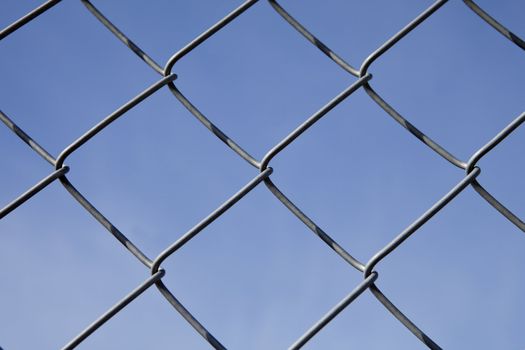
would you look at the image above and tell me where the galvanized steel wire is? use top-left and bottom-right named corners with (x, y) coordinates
top-left (1, 0), bottom-right (524, 349)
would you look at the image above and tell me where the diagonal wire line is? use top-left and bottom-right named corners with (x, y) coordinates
top-left (79, 0), bottom-right (164, 74)
top-left (463, 0), bottom-right (525, 51)
top-left (466, 112), bottom-right (525, 232)
top-left (0, 0), bottom-right (62, 40)
top-left (61, 270), bottom-right (166, 350)
top-left (0, 0), bottom-right (523, 349)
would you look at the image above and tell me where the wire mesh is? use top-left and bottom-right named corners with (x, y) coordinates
top-left (1, 0), bottom-right (524, 349)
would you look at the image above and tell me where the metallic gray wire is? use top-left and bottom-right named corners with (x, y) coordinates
top-left (264, 177), bottom-right (365, 272)
top-left (53, 74), bottom-right (177, 267)
top-left (167, 83), bottom-right (261, 168)
top-left (155, 279), bottom-right (227, 350)
top-left (463, 0), bottom-right (525, 51)
top-left (364, 168), bottom-right (480, 277)
top-left (470, 180), bottom-right (525, 232)
top-left (258, 1), bottom-right (464, 347)
top-left (260, 74), bottom-right (372, 171)
top-left (359, 0), bottom-right (449, 77)
top-left (0, 109), bottom-right (68, 218)
top-left (78, 0), bottom-right (261, 168)
top-left (267, 0), bottom-right (359, 77)
top-left (259, 75), bottom-right (372, 272)
top-left (361, 169), bottom-right (480, 349)
top-left (163, 0), bottom-right (260, 76)
top-left (0, 167), bottom-right (68, 220)
top-left (61, 270), bottom-right (165, 350)
top-left (58, 175), bottom-right (154, 268)
top-left (55, 74), bottom-right (177, 169)
top-left (150, 169), bottom-right (272, 349)
top-left (264, 0), bottom-right (468, 172)
top-left (79, 0), bottom-right (164, 75)
top-left (289, 272), bottom-right (378, 350)
top-left (466, 112), bottom-right (525, 232)
top-left (369, 284), bottom-right (442, 350)
top-left (0, 109), bottom-right (56, 166)
top-left (363, 84), bottom-right (468, 170)
top-left (77, 0), bottom-right (261, 168)
top-left (162, 0), bottom-right (262, 168)
top-left (467, 112), bottom-right (525, 173)
top-left (0, 110), bottom-right (151, 267)
top-left (0, 0), bottom-right (62, 40)
top-left (1, 0), bottom-right (524, 349)
top-left (151, 168), bottom-right (272, 274)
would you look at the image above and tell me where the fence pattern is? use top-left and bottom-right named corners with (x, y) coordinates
top-left (1, 1), bottom-right (524, 349)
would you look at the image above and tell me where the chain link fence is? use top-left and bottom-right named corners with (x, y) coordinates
top-left (1, 0), bottom-right (524, 349)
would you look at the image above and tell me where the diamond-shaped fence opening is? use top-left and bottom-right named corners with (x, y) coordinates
top-left (1, 1), bottom-right (524, 349)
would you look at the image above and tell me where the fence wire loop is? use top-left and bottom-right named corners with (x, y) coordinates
top-left (1, 0), bottom-right (524, 349)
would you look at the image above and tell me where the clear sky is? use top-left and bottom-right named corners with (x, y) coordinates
top-left (1, 1), bottom-right (524, 349)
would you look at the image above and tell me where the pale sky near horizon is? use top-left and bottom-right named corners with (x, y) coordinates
top-left (1, 1), bottom-right (524, 349)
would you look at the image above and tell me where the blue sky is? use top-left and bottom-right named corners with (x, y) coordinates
top-left (1, 0), bottom-right (524, 349)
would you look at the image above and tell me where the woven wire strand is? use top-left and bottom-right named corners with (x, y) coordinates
top-left (1, 1), bottom-right (524, 349)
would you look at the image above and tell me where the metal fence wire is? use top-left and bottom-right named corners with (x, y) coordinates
top-left (1, 0), bottom-right (524, 349)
